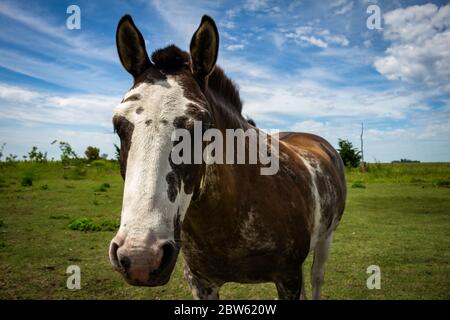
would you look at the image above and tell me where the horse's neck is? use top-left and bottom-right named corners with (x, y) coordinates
top-left (206, 89), bottom-right (249, 132)
top-left (195, 93), bottom-right (251, 205)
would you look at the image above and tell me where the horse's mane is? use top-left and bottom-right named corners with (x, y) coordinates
top-left (207, 66), bottom-right (243, 114)
top-left (151, 45), bottom-right (243, 116)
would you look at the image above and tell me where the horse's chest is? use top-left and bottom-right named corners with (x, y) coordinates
top-left (181, 213), bottom-right (305, 284)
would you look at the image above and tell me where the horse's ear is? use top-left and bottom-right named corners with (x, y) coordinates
top-left (116, 15), bottom-right (151, 78)
top-left (190, 15), bottom-right (219, 87)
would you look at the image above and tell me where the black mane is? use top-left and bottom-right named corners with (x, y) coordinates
top-left (151, 45), bottom-right (243, 115)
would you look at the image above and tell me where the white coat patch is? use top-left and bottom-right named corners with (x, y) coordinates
top-left (113, 77), bottom-right (197, 244)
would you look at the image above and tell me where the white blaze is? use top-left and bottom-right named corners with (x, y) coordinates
top-left (113, 78), bottom-right (195, 243)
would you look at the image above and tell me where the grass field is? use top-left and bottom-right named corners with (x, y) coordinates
top-left (0, 161), bottom-right (449, 299)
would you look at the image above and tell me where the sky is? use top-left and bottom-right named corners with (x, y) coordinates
top-left (0, 0), bottom-right (449, 162)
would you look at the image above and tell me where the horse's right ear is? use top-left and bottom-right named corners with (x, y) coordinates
top-left (116, 15), bottom-right (151, 78)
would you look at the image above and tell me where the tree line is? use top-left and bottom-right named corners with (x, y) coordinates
top-left (0, 141), bottom-right (120, 164)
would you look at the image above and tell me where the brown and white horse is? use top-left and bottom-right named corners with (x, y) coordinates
top-left (109, 15), bottom-right (346, 300)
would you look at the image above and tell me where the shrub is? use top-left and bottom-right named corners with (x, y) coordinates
top-left (6, 154), bottom-right (18, 163)
top-left (351, 181), bottom-right (366, 189)
top-left (28, 146), bottom-right (48, 162)
top-left (85, 146), bottom-right (100, 162)
top-left (95, 182), bottom-right (110, 192)
top-left (64, 166), bottom-right (87, 180)
top-left (68, 217), bottom-right (119, 232)
top-left (91, 160), bottom-right (106, 167)
top-left (114, 144), bottom-right (121, 161)
top-left (435, 179), bottom-right (450, 188)
top-left (49, 214), bottom-right (70, 220)
top-left (58, 141), bottom-right (78, 165)
top-left (337, 139), bottom-right (362, 168)
top-left (0, 142), bottom-right (6, 161)
top-left (21, 172), bottom-right (34, 187)
top-left (40, 184), bottom-right (49, 190)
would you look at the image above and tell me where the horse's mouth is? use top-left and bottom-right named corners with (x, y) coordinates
top-left (121, 244), bottom-right (180, 287)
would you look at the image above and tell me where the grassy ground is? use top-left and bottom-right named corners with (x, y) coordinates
top-left (0, 161), bottom-right (449, 299)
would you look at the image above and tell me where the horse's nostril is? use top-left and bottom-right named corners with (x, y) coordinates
top-left (159, 242), bottom-right (177, 272)
top-left (119, 255), bottom-right (131, 271)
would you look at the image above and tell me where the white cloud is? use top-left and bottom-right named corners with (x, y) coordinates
top-left (285, 25), bottom-right (349, 48)
top-left (334, 1), bottom-right (354, 15)
top-left (299, 35), bottom-right (328, 48)
top-left (244, 0), bottom-right (268, 11)
top-left (150, 0), bottom-right (218, 47)
top-left (374, 3), bottom-right (450, 92)
top-left (226, 44), bottom-right (245, 51)
top-left (0, 48), bottom-right (126, 94)
top-left (0, 84), bottom-right (40, 102)
top-left (0, 1), bottom-right (116, 63)
top-left (0, 125), bottom-right (118, 160)
top-left (288, 119), bottom-right (450, 162)
top-left (241, 77), bottom-right (428, 122)
top-left (0, 83), bottom-right (120, 128)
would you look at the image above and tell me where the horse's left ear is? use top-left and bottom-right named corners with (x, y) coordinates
top-left (190, 15), bottom-right (219, 88)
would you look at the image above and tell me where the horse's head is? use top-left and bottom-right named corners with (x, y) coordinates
top-left (109, 15), bottom-right (218, 286)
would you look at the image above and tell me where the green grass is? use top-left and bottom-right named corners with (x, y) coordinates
top-left (0, 161), bottom-right (449, 299)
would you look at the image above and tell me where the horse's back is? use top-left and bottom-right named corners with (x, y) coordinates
top-left (277, 131), bottom-right (347, 237)
top-left (278, 131), bottom-right (345, 183)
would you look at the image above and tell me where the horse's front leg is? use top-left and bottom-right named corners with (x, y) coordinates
top-left (275, 265), bottom-right (305, 300)
top-left (183, 263), bottom-right (219, 300)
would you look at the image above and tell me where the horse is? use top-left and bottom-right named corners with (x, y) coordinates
top-left (109, 14), bottom-right (346, 300)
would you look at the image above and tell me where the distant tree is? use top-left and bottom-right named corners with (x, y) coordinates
top-left (84, 146), bottom-right (100, 161)
top-left (0, 143), bottom-right (6, 161)
top-left (58, 141), bottom-right (78, 165)
top-left (5, 154), bottom-right (18, 163)
top-left (114, 144), bottom-right (120, 161)
top-left (28, 146), bottom-right (48, 162)
top-left (337, 139), bottom-right (362, 168)
top-left (100, 153), bottom-right (108, 160)
top-left (392, 159), bottom-right (420, 163)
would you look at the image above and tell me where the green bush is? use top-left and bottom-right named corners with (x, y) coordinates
top-left (28, 146), bottom-right (48, 163)
top-left (84, 146), bottom-right (100, 162)
top-left (337, 139), bottom-right (362, 168)
top-left (40, 184), bottom-right (49, 190)
top-left (351, 181), bottom-right (366, 189)
top-left (68, 217), bottom-right (119, 232)
top-left (435, 179), bottom-right (450, 188)
top-left (21, 172), bottom-right (34, 187)
top-left (95, 182), bottom-right (110, 192)
top-left (91, 160), bottom-right (106, 167)
top-left (49, 214), bottom-right (70, 220)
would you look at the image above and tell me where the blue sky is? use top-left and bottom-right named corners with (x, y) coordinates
top-left (0, 0), bottom-right (449, 162)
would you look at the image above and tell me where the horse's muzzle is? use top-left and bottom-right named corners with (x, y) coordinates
top-left (109, 238), bottom-right (179, 286)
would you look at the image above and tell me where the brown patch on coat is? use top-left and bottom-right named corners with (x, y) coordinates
top-left (113, 115), bottom-right (134, 179)
top-left (136, 106), bottom-right (144, 114)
